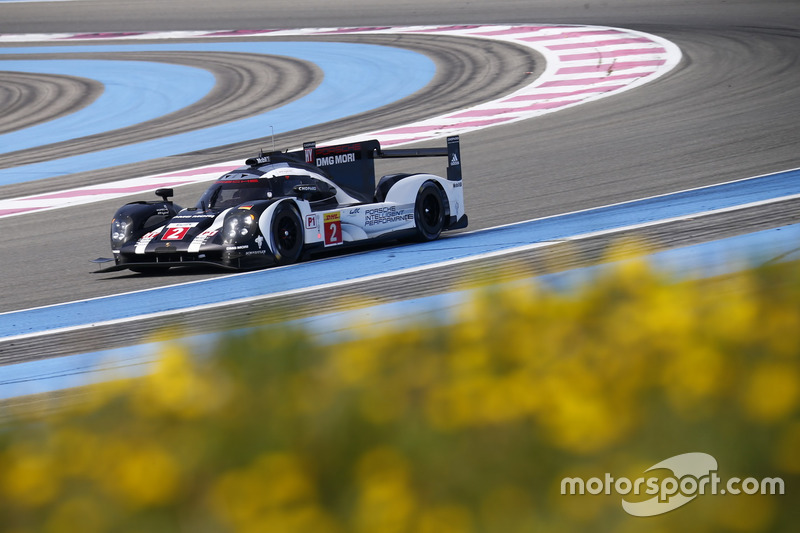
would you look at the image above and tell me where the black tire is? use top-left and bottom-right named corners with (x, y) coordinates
top-left (270, 202), bottom-right (304, 265)
top-left (414, 181), bottom-right (446, 242)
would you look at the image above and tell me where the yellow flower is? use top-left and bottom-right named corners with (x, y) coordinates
top-left (0, 447), bottom-right (59, 508)
top-left (712, 493), bottom-right (776, 532)
top-left (542, 392), bottom-right (625, 454)
top-left (354, 448), bottom-right (416, 533)
top-left (774, 421), bottom-right (800, 473)
top-left (44, 496), bottom-right (108, 533)
top-left (359, 381), bottom-right (408, 424)
top-left (212, 452), bottom-right (319, 530)
top-left (331, 339), bottom-right (379, 386)
top-left (662, 344), bottom-right (726, 414)
top-left (480, 485), bottom-right (537, 533)
top-left (416, 504), bottom-right (474, 533)
top-left (110, 441), bottom-right (181, 507)
top-left (761, 307), bottom-right (800, 358)
top-left (742, 362), bottom-right (800, 423)
top-left (52, 428), bottom-right (102, 481)
top-left (131, 344), bottom-right (223, 419)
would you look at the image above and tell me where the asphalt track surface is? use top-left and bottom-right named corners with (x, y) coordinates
top-left (1, 0), bottom-right (799, 359)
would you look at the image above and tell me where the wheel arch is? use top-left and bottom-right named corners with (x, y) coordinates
top-left (259, 198), bottom-right (305, 264)
top-left (382, 173), bottom-right (446, 204)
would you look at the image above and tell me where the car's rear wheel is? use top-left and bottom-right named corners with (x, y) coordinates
top-left (414, 181), bottom-right (446, 241)
top-left (270, 203), bottom-right (304, 265)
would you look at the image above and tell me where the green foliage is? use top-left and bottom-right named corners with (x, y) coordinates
top-left (1, 259), bottom-right (799, 532)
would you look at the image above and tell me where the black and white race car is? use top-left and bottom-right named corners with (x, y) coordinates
top-left (95, 136), bottom-right (467, 272)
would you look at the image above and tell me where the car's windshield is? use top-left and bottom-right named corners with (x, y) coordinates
top-left (198, 179), bottom-right (271, 210)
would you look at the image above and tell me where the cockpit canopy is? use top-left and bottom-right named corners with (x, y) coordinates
top-left (197, 175), bottom-right (268, 210)
top-left (197, 166), bottom-right (337, 211)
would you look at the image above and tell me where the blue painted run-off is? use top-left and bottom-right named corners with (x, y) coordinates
top-left (0, 42), bottom-right (436, 185)
top-left (2, 219), bottom-right (799, 401)
top-left (1, 167), bottom-right (798, 338)
top-left (0, 60), bottom-right (216, 153)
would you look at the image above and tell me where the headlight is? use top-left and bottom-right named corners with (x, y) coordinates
top-left (110, 217), bottom-right (132, 247)
top-left (224, 213), bottom-right (256, 242)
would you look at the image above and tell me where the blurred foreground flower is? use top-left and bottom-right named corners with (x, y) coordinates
top-left (1, 258), bottom-right (798, 532)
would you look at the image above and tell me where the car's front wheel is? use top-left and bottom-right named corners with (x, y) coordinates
top-left (270, 202), bottom-right (304, 265)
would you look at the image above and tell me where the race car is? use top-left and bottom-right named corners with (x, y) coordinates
top-left (94, 136), bottom-right (467, 273)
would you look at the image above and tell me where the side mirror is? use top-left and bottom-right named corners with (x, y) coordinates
top-left (155, 188), bottom-right (174, 202)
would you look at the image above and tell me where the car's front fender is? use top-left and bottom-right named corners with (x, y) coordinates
top-left (258, 198), bottom-right (304, 256)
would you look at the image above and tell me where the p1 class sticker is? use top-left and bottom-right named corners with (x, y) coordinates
top-left (305, 214), bottom-right (318, 230)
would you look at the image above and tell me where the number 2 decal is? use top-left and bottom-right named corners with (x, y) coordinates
top-left (323, 212), bottom-right (342, 247)
top-left (161, 223), bottom-right (197, 240)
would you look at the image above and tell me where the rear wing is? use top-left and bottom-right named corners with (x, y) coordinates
top-left (290, 136), bottom-right (461, 201)
top-left (374, 136), bottom-right (462, 182)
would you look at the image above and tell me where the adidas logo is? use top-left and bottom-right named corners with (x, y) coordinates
top-left (450, 153), bottom-right (460, 166)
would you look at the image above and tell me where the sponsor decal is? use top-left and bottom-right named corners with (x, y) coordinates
top-left (450, 153), bottom-right (460, 166)
top-left (315, 143), bottom-right (361, 156)
top-left (305, 214), bottom-right (318, 230)
top-left (140, 228), bottom-right (162, 241)
top-left (349, 208), bottom-right (361, 215)
top-left (134, 226), bottom-right (165, 254)
top-left (364, 205), bottom-right (413, 227)
top-left (303, 141), bottom-right (316, 163)
top-left (217, 178), bottom-right (259, 184)
top-left (187, 228), bottom-right (218, 253)
top-left (316, 152), bottom-right (357, 167)
top-left (249, 155), bottom-right (270, 165)
top-left (161, 222), bottom-right (198, 240)
top-left (323, 211), bottom-right (342, 246)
